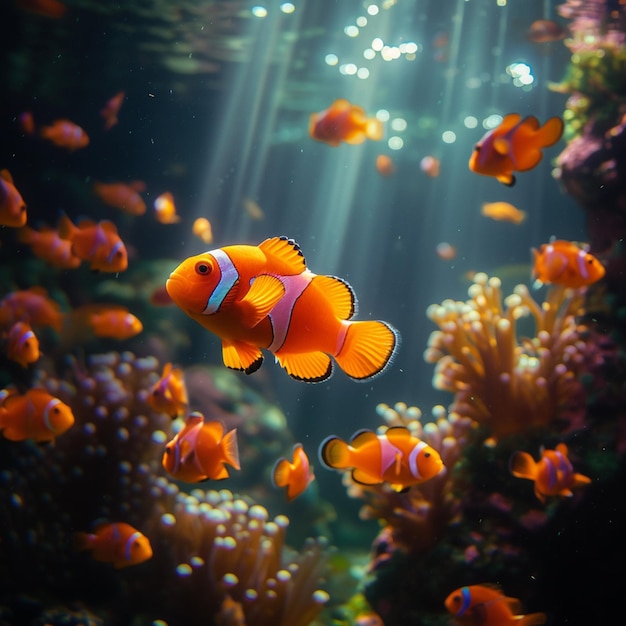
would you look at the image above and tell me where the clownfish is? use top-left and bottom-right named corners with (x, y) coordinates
top-left (86, 307), bottom-right (143, 340)
top-left (162, 412), bottom-right (240, 482)
top-left (192, 217), bottom-right (213, 244)
top-left (445, 584), bottom-right (546, 626)
top-left (166, 237), bottom-right (399, 382)
top-left (510, 443), bottom-right (591, 503)
top-left (154, 192), bottom-right (180, 224)
top-left (481, 201), bottom-right (526, 225)
top-left (100, 91), bottom-right (125, 131)
top-left (5, 320), bottom-right (40, 368)
top-left (532, 239), bottom-right (605, 288)
top-left (309, 99), bottom-right (383, 147)
top-left (18, 224), bottom-right (82, 269)
top-left (319, 426), bottom-right (444, 492)
top-left (58, 214), bottom-right (128, 273)
top-left (272, 443), bottom-right (315, 501)
top-left (0, 287), bottom-right (64, 332)
top-left (93, 181), bottom-right (147, 216)
top-left (40, 119), bottom-right (89, 150)
top-left (0, 388), bottom-right (74, 443)
top-left (0, 170), bottom-right (27, 228)
top-left (74, 522), bottom-right (153, 569)
top-left (469, 114), bottom-right (563, 186)
top-left (147, 362), bottom-right (188, 418)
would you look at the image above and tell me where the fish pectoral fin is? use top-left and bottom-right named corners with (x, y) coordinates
top-left (496, 173), bottom-right (516, 186)
top-left (493, 137), bottom-right (510, 155)
top-left (240, 274), bottom-right (285, 326)
top-left (212, 465), bottom-right (230, 480)
top-left (390, 484), bottom-right (410, 493)
top-left (351, 468), bottom-right (381, 486)
top-left (311, 275), bottom-right (356, 319)
top-left (222, 341), bottom-right (263, 374)
top-left (275, 351), bottom-right (333, 382)
top-left (258, 236), bottom-right (307, 272)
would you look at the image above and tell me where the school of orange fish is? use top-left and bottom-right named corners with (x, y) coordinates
top-left (0, 12), bottom-right (604, 622)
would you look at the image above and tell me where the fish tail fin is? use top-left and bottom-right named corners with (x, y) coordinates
top-left (58, 213), bottom-right (76, 240)
top-left (73, 532), bottom-right (94, 552)
top-left (220, 428), bottom-right (240, 470)
top-left (517, 612), bottom-right (547, 626)
top-left (538, 116), bottom-right (564, 147)
top-left (319, 436), bottom-right (352, 469)
top-left (509, 451), bottom-right (538, 481)
top-left (366, 117), bottom-right (384, 141)
top-left (335, 320), bottom-right (399, 380)
top-left (573, 472), bottom-right (592, 487)
top-left (272, 458), bottom-right (292, 489)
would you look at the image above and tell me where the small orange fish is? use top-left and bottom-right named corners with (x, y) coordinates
top-left (147, 362), bottom-right (188, 418)
top-left (527, 19), bottom-right (566, 43)
top-left (481, 201), bottom-right (526, 225)
top-left (18, 224), bottom-right (81, 268)
top-left (74, 522), bottom-right (152, 569)
top-left (469, 114), bottom-right (563, 186)
top-left (375, 154), bottom-right (395, 177)
top-left (0, 287), bottom-right (64, 331)
top-left (58, 214), bottom-right (128, 273)
top-left (86, 307), bottom-right (143, 340)
top-left (40, 119), bottom-right (89, 150)
top-left (532, 239), bottom-right (605, 288)
top-left (0, 170), bottom-right (27, 228)
top-left (16, 0), bottom-right (67, 18)
top-left (165, 237), bottom-right (399, 382)
top-left (93, 181), bottom-right (146, 216)
top-left (272, 443), bottom-right (315, 501)
top-left (162, 412), bottom-right (240, 483)
top-left (192, 217), bottom-right (213, 244)
top-left (420, 155), bottom-right (440, 178)
top-left (5, 320), bottom-right (40, 368)
top-left (319, 426), bottom-right (444, 492)
top-left (436, 242), bottom-right (456, 260)
top-left (100, 91), bottom-right (125, 131)
top-left (445, 585), bottom-right (546, 626)
top-left (154, 192), bottom-right (180, 224)
top-left (0, 388), bottom-right (74, 442)
top-left (309, 99), bottom-right (383, 146)
top-left (510, 443), bottom-right (591, 503)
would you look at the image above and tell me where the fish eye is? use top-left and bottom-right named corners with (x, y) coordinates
top-left (52, 407), bottom-right (60, 414)
top-left (474, 144), bottom-right (480, 151)
top-left (587, 258), bottom-right (594, 264)
top-left (164, 447), bottom-right (171, 455)
top-left (424, 452), bottom-right (431, 458)
top-left (152, 389), bottom-right (160, 396)
top-left (195, 261), bottom-right (211, 275)
top-left (23, 341), bottom-right (30, 348)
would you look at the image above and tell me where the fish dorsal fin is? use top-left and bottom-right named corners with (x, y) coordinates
top-left (258, 237), bottom-right (307, 273)
top-left (522, 115), bottom-right (540, 131)
top-left (384, 426), bottom-right (412, 446)
top-left (221, 340), bottom-right (263, 374)
top-left (161, 362), bottom-right (173, 378)
top-left (201, 420), bottom-right (225, 444)
top-left (240, 274), bottom-right (285, 326)
top-left (0, 169), bottom-right (14, 183)
top-left (349, 429), bottom-right (379, 449)
top-left (99, 220), bottom-right (119, 234)
top-left (275, 351), bottom-right (333, 382)
top-left (498, 113), bottom-right (523, 134)
top-left (311, 275), bottom-right (356, 320)
top-left (493, 138), bottom-right (510, 155)
top-left (539, 116), bottom-right (564, 147)
top-left (509, 450), bottom-right (538, 480)
top-left (555, 442), bottom-right (569, 456)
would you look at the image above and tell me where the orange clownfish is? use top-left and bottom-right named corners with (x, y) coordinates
top-left (469, 114), bottom-right (563, 186)
top-left (0, 287), bottom-right (64, 332)
top-left (147, 362), bottom-right (188, 418)
top-left (532, 239), bottom-right (605, 288)
top-left (309, 99), bottom-right (383, 147)
top-left (40, 119), bottom-right (89, 150)
top-left (154, 192), bottom-right (181, 224)
top-left (192, 217), bottom-right (213, 244)
top-left (445, 584), bottom-right (546, 626)
top-left (272, 443), bottom-right (315, 501)
top-left (0, 388), bottom-right (74, 442)
top-left (74, 522), bottom-right (152, 569)
top-left (58, 214), bottom-right (128, 273)
top-left (481, 201), bottom-right (526, 225)
top-left (100, 91), bottom-right (125, 131)
top-left (5, 320), bottom-right (40, 368)
top-left (319, 426), bottom-right (444, 492)
top-left (510, 443), bottom-right (591, 503)
top-left (162, 412), bottom-right (240, 483)
top-left (93, 181), bottom-right (147, 216)
top-left (165, 237), bottom-right (399, 382)
top-left (86, 307), bottom-right (143, 340)
top-left (0, 170), bottom-right (27, 228)
top-left (18, 224), bottom-right (82, 269)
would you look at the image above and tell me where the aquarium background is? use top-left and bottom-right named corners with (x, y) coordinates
top-left (1, 0), bottom-right (625, 625)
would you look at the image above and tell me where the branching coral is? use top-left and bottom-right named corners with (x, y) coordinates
top-left (424, 273), bottom-right (589, 441)
top-left (0, 351), bottom-right (329, 626)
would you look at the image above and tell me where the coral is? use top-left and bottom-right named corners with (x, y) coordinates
top-left (0, 351), bottom-right (329, 626)
top-left (424, 273), bottom-right (589, 441)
